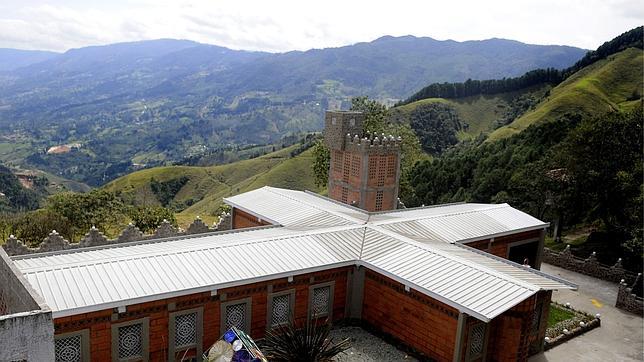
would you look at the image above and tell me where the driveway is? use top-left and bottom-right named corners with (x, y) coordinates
top-left (529, 264), bottom-right (643, 362)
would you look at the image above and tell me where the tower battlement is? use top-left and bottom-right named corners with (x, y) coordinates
top-left (343, 133), bottom-right (402, 154)
top-left (324, 110), bottom-right (402, 211)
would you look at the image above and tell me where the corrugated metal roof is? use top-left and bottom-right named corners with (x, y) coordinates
top-left (224, 188), bottom-right (547, 244)
top-left (428, 240), bottom-right (577, 291)
top-left (224, 187), bottom-right (368, 228)
top-left (14, 225), bottom-right (364, 317)
top-left (12, 187), bottom-right (572, 322)
top-left (361, 227), bottom-right (540, 321)
top-left (374, 204), bottom-right (547, 244)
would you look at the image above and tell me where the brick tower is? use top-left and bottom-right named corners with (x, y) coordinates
top-left (324, 110), bottom-right (401, 211)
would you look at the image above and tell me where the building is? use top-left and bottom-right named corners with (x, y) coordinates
top-left (324, 111), bottom-right (401, 211)
top-left (0, 111), bottom-right (576, 361)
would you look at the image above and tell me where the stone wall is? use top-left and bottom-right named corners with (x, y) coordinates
top-left (0, 310), bottom-right (54, 361)
top-left (542, 246), bottom-right (638, 284)
top-left (0, 248), bottom-right (42, 315)
top-left (616, 276), bottom-right (644, 315)
top-left (0, 247), bottom-right (54, 360)
top-left (2, 212), bottom-right (233, 257)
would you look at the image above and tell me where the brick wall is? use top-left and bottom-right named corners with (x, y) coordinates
top-left (486, 293), bottom-right (542, 362)
top-left (232, 208), bottom-right (272, 229)
top-left (467, 230), bottom-right (541, 259)
top-left (361, 270), bottom-right (460, 361)
top-left (53, 267), bottom-right (350, 360)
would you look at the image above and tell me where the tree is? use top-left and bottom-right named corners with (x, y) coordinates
top-left (311, 140), bottom-right (330, 189)
top-left (350, 96), bottom-right (387, 133)
top-left (46, 190), bottom-right (127, 240)
top-left (129, 206), bottom-right (177, 233)
top-left (409, 103), bottom-right (462, 155)
top-left (559, 106), bottom-right (643, 233)
top-left (6, 209), bottom-right (73, 247)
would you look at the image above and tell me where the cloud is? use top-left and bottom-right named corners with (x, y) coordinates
top-left (0, 0), bottom-right (641, 53)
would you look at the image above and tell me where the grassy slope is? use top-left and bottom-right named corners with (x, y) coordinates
top-left (103, 145), bottom-right (322, 227)
top-left (393, 85), bottom-right (550, 140)
top-left (489, 48), bottom-right (644, 140)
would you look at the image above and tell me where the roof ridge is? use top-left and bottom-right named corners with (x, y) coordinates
top-left (265, 188), bottom-right (366, 224)
top-left (453, 242), bottom-right (578, 289)
top-left (371, 203), bottom-right (510, 226)
top-left (18, 224), bottom-right (366, 274)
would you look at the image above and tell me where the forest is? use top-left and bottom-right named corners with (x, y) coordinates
top-left (400, 26), bottom-right (643, 105)
top-left (408, 106), bottom-right (643, 271)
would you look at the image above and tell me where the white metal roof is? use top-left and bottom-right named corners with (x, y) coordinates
top-left (223, 188), bottom-right (547, 244)
top-left (11, 187), bottom-right (571, 321)
top-left (361, 227), bottom-right (539, 320)
top-left (374, 204), bottom-right (548, 244)
top-left (224, 187), bottom-right (368, 228)
top-left (13, 228), bottom-right (574, 322)
top-left (13, 225), bottom-right (364, 318)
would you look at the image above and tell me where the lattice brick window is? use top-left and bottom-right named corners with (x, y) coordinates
top-left (350, 155), bottom-right (361, 177)
top-left (175, 312), bottom-right (197, 348)
top-left (341, 187), bottom-right (348, 203)
top-left (531, 302), bottom-right (543, 333)
top-left (270, 292), bottom-right (292, 327)
top-left (387, 155), bottom-right (396, 177)
top-left (343, 155), bottom-right (351, 182)
top-left (375, 191), bottom-right (384, 211)
top-left (377, 159), bottom-right (386, 187)
top-left (118, 323), bottom-right (143, 360)
top-left (311, 286), bottom-right (331, 318)
top-left (368, 156), bottom-right (377, 179)
top-left (226, 302), bottom-right (247, 331)
top-left (467, 323), bottom-right (486, 360)
top-left (333, 151), bottom-right (343, 171)
top-left (55, 334), bottom-right (82, 362)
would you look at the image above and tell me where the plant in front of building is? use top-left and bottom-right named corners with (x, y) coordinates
top-left (261, 319), bottom-right (350, 362)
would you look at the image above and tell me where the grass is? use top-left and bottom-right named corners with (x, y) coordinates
top-left (489, 47), bottom-right (644, 141)
top-left (393, 85), bottom-right (550, 140)
top-left (548, 304), bottom-right (576, 328)
top-left (103, 144), bottom-right (322, 228)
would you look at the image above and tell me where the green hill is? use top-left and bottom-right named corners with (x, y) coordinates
top-left (489, 47), bottom-right (643, 140)
top-left (103, 144), bottom-right (321, 226)
top-left (391, 85), bottom-right (550, 140)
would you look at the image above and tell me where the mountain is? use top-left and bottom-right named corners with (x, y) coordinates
top-left (401, 29), bottom-right (643, 271)
top-left (103, 144), bottom-right (322, 225)
top-left (0, 36), bottom-right (586, 185)
top-left (0, 48), bottom-right (58, 71)
top-left (489, 47), bottom-right (643, 139)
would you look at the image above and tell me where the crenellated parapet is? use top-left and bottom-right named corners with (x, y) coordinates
top-left (2, 210), bottom-right (234, 256)
top-left (343, 132), bottom-right (402, 155)
top-left (79, 226), bottom-right (109, 247)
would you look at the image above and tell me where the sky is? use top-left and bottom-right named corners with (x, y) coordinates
top-left (0, 0), bottom-right (642, 53)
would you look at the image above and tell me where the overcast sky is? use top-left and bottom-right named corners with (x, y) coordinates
top-left (0, 0), bottom-right (642, 53)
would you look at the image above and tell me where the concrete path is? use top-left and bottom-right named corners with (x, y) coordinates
top-left (529, 264), bottom-right (643, 362)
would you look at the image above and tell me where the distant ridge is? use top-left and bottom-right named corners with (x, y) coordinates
top-left (0, 34), bottom-right (586, 185)
top-left (0, 48), bottom-right (59, 71)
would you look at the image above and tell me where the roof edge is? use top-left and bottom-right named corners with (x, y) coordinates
top-left (222, 197), bottom-right (282, 226)
top-left (454, 243), bottom-right (578, 290)
top-left (51, 260), bottom-right (358, 318)
top-left (458, 224), bottom-right (550, 245)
